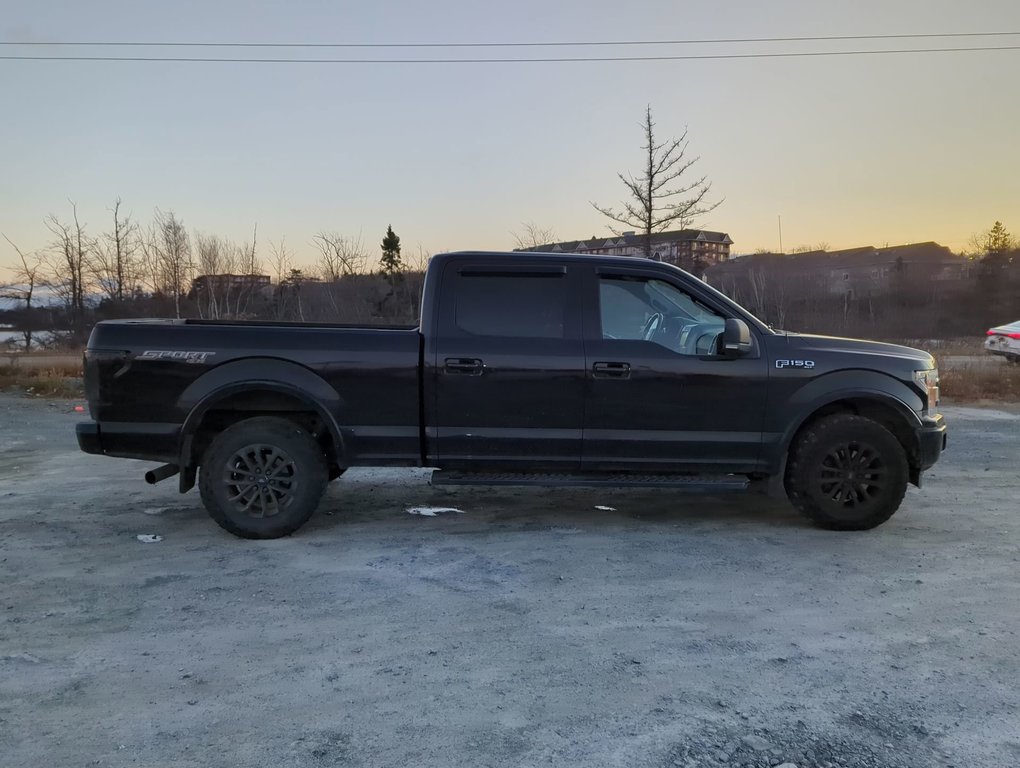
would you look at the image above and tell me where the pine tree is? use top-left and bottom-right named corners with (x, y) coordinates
top-left (975, 221), bottom-right (1017, 323)
top-left (984, 221), bottom-right (1014, 255)
top-left (380, 225), bottom-right (403, 278)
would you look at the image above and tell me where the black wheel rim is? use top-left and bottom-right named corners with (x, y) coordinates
top-left (223, 443), bottom-right (298, 519)
top-left (815, 440), bottom-right (886, 508)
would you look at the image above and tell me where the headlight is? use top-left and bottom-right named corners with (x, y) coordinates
top-left (913, 368), bottom-right (940, 411)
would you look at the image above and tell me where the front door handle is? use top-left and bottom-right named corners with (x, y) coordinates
top-left (592, 361), bottom-right (631, 379)
top-left (444, 357), bottom-right (485, 375)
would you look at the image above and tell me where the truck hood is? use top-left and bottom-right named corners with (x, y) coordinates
top-left (784, 332), bottom-right (936, 368)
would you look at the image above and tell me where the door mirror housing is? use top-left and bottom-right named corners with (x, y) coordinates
top-left (721, 318), bottom-right (753, 357)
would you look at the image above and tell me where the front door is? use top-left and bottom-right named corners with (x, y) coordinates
top-left (582, 269), bottom-right (768, 471)
top-left (430, 261), bottom-right (585, 468)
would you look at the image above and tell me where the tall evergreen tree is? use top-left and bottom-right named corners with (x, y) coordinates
top-left (380, 225), bottom-right (402, 278)
top-left (984, 221), bottom-right (1014, 256)
top-left (975, 221), bottom-right (1017, 323)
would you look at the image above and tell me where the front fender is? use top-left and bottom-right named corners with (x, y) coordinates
top-left (766, 369), bottom-right (923, 473)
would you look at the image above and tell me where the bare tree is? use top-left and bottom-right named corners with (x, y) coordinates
top-left (227, 224), bottom-right (264, 319)
top-left (195, 233), bottom-right (232, 278)
top-left (310, 231), bottom-right (366, 318)
top-left (191, 225), bottom-right (264, 320)
top-left (511, 222), bottom-right (557, 251)
top-left (592, 105), bottom-right (719, 261)
top-left (312, 231), bottom-right (367, 280)
top-left (746, 267), bottom-right (789, 329)
top-left (268, 239), bottom-right (292, 285)
top-left (406, 244), bottom-right (432, 273)
top-left (747, 268), bottom-right (767, 321)
top-left (388, 243), bottom-right (430, 322)
top-left (790, 242), bottom-right (830, 254)
top-left (91, 198), bottom-right (140, 302)
top-left (193, 233), bottom-right (235, 319)
top-left (268, 239), bottom-right (299, 320)
top-left (1, 236), bottom-right (44, 350)
top-left (44, 201), bottom-right (94, 342)
top-left (145, 209), bottom-right (193, 318)
top-left (139, 232), bottom-right (161, 298)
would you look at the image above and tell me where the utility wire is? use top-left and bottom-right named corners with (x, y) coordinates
top-left (1, 46), bottom-right (1018, 64)
top-left (1, 31), bottom-right (1018, 48)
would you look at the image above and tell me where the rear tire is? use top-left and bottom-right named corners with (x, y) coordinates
top-left (785, 414), bottom-right (908, 531)
top-left (199, 416), bottom-right (328, 539)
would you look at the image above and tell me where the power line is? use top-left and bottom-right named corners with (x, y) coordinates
top-left (1, 46), bottom-right (1018, 64)
top-left (0, 31), bottom-right (1018, 48)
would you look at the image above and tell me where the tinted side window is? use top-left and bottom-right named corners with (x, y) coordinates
top-left (456, 275), bottom-right (566, 338)
top-left (598, 276), bottom-right (724, 355)
top-left (599, 280), bottom-right (651, 339)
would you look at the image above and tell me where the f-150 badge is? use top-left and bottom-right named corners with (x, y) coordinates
top-left (775, 359), bottom-right (815, 369)
top-left (139, 350), bottom-right (216, 364)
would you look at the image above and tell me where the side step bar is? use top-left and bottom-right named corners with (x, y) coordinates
top-left (430, 470), bottom-right (749, 492)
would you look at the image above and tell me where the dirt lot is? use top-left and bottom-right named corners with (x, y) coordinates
top-left (1, 396), bottom-right (1018, 768)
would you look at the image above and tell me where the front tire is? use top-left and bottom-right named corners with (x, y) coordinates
top-left (199, 416), bottom-right (328, 539)
top-left (785, 414), bottom-right (908, 531)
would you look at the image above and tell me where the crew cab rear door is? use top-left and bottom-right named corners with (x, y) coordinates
top-left (427, 261), bottom-right (585, 468)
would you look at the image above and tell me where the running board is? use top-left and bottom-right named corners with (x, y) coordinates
top-left (429, 470), bottom-right (749, 492)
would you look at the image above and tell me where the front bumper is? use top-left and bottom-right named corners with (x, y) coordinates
top-left (915, 413), bottom-right (947, 471)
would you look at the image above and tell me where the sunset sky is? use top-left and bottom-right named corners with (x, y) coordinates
top-left (2, 0), bottom-right (1019, 273)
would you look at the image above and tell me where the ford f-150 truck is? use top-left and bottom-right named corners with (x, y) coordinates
top-left (77, 251), bottom-right (946, 538)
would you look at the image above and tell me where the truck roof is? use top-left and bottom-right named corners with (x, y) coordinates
top-left (435, 250), bottom-right (695, 273)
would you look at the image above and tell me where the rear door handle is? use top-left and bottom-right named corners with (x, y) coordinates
top-left (592, 361), bottom-right (631, 379)
top-left (444, 357), bottom-right (485, 375)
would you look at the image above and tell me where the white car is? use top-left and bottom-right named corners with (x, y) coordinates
top-left (985, 320), bottom-right (1020, 363)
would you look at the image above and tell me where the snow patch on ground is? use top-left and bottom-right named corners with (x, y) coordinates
top-left (407, 506), bottom-right (464, 517)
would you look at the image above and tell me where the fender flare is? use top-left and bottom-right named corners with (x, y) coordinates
top-left (176, 357), bottom-right (347, 467)
top-left (781, 389), bottom-right (922, 452)
top-left (766, 371), bottom-right (924, 484)
top-left (765, 391), bottom-right (923, 498)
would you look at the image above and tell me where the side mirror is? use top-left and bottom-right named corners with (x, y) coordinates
top-left (721, 318), bottom-right (753, 357)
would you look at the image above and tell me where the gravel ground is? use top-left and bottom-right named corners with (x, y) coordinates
top-left (1, 395), bottom-right (1018, 768)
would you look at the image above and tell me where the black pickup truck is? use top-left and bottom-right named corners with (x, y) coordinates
top-left (77, 251), bottom-right (946, 538)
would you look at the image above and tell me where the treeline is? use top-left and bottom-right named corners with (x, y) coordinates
top-left (711, 246), bottom-right (1020, 340)
top-left (4, 202), bottom-right (1018, 350)
top-left (1, 200), bottom-right (428, 350)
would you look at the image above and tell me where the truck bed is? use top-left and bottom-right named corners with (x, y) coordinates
top-left (85, 319), bottom-right (423, 465)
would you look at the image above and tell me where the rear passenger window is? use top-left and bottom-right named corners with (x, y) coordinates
top-left (456, 274), bottom-right (566, 338)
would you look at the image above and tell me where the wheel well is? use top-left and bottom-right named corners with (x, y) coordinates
top-left (187, 389), bottom-right (342, 472)
top-left (789, 397), bottom-right (919, 467)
